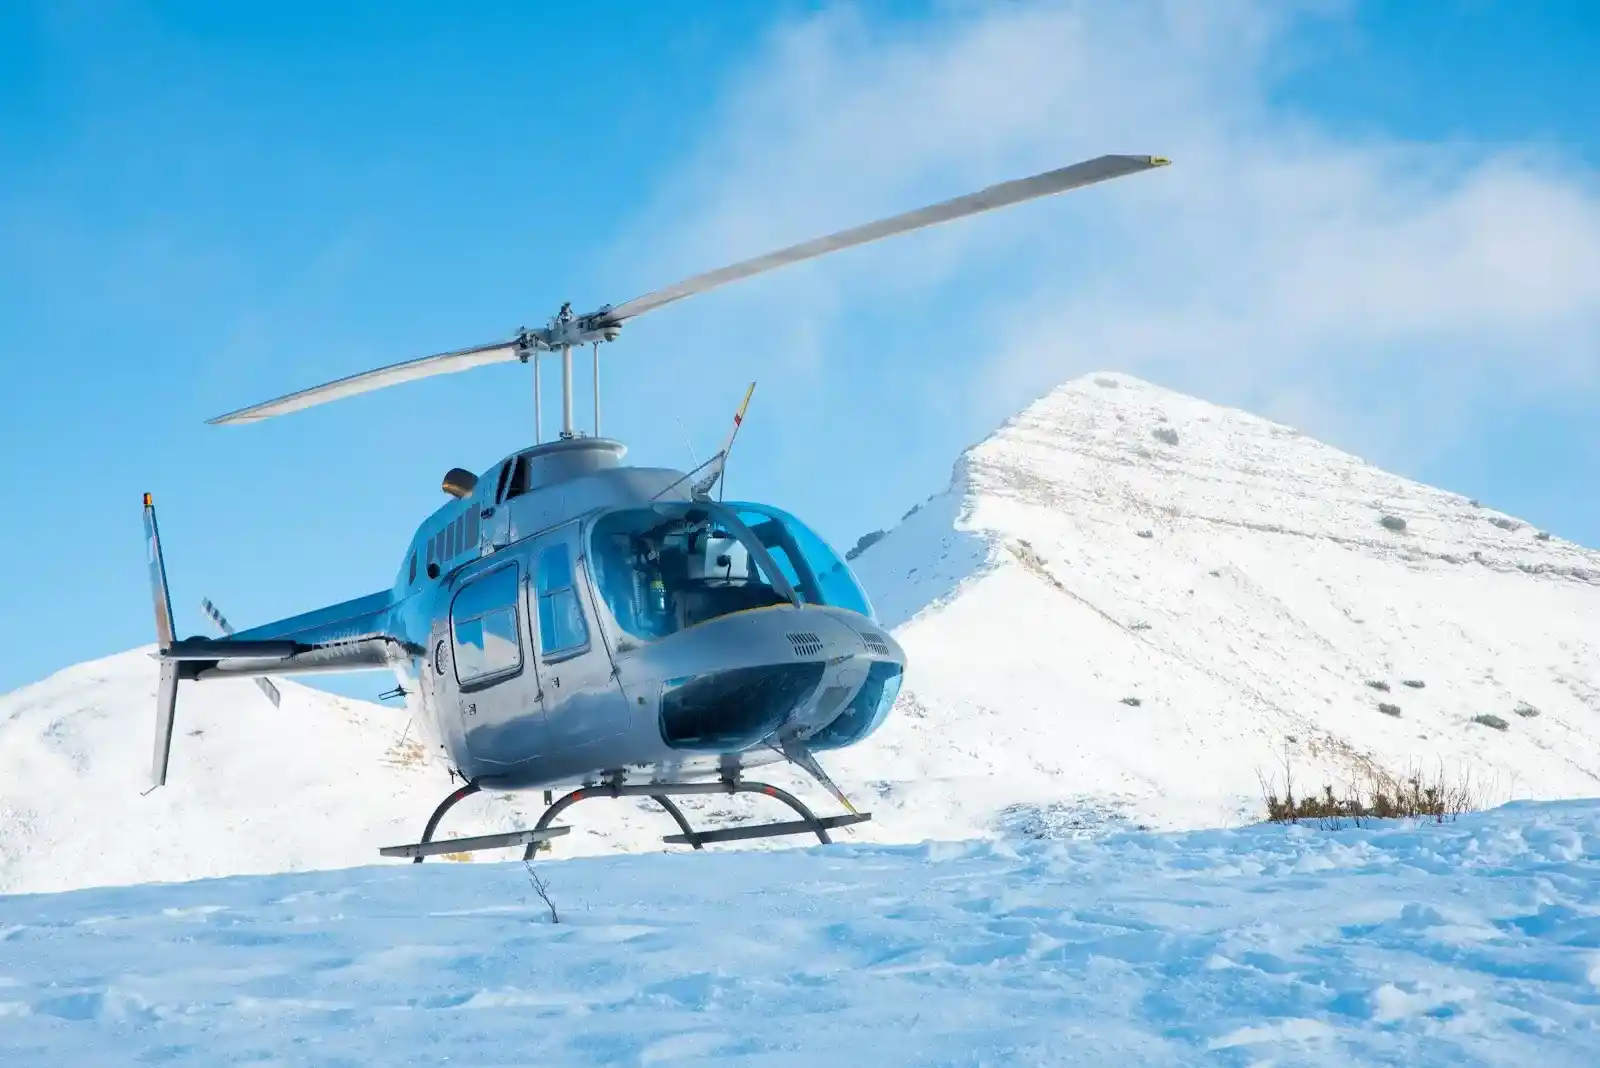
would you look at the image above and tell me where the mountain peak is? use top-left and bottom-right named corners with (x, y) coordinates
top-left (840, 370), bottom-right (1600, 830)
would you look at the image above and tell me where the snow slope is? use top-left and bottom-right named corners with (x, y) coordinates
top-left (3, 801), bottom-right (1598, 1066)
top-left (0, 651), bottom-right (444, 895)
top-left (4, 372), bottom-right (1599, 894)
top-left (842, 371), bottom-right (1600, 832)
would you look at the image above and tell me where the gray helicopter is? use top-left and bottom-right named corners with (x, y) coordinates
top-left (141, 153), bottom-right (1170, 861)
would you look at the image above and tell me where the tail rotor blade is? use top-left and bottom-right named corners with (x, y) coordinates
top-left (201, 597), bottom-right (283, 708)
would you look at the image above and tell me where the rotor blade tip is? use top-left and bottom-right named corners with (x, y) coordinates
top-left (1150, 156), bottom-right (1172, 166)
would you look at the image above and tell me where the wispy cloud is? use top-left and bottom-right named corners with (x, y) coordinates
top-left (621, 0), bottom-right (1600, 474)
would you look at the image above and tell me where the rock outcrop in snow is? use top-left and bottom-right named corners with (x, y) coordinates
top-left (4, 372), bottom-right (1598, 894)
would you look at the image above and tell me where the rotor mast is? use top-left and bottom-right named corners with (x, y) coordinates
top-left (525, 302), bottom-right (608, 442)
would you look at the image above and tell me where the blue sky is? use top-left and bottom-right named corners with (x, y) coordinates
top-left (2, 0), bottom-right (1597, 699)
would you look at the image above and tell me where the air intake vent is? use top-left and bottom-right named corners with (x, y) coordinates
top-left (860, 632), bottom-right (890, 657)
top-left (786, 631), bottom-right (824, 658)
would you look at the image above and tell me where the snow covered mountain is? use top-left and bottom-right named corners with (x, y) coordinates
top-left (4, 372), bottom-right (1598, 895)
top-left (840, 371), bottom-right (1600, 832)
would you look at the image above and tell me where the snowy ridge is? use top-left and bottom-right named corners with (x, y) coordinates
top-left (4, 371), bottom-right (1600, 894)
top-left (2, 801), bottom-right (1598, 1065)
top-left (841, 372), bottom-right (1600, 832)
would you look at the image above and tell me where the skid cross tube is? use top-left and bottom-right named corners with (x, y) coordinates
top-left (522, 779), bottom-right (866, 860)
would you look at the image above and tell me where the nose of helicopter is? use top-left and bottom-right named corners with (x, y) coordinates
top-left (646, 607), bottom-right (904, 754)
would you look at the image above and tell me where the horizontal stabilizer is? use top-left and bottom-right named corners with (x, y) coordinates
top-left (164, 638), bottom-right (298, 661)
top-left (190, 637), bottom-right (405, 679)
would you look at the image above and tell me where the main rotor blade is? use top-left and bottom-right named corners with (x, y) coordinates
top-left (207, 340), bottom-right (520, 425)
top-left (602, 154), bottom-right (1169, 324)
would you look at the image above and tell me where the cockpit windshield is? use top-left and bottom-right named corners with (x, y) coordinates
top-left (588, 500), bottom-right (873, 644)
top-left (725, 502), bottom-right (873, 618)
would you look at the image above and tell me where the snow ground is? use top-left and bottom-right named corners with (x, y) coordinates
top-left (3, 800), bottom-right (1598, 1066)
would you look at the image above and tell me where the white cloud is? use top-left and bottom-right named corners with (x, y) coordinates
top-left (619, 0), bottom-right (1600, 479)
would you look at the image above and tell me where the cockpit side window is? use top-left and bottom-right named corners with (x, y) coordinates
top-left (589, 504), bottom-right (793, 643)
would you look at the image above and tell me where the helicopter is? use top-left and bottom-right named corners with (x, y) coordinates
top-left (140, 153), bottom-right (1170, 862)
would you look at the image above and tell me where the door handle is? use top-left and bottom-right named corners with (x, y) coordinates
top-left (480, 507), bottom-right (495, 519)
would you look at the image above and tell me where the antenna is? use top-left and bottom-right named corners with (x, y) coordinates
top-left (690, 382), bottom-right (755, 500)
top-left (675, 413), bottom-right (701, 468)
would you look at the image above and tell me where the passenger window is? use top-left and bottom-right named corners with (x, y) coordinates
top-left (535, 543), bottom-right (589, 656)
top-left (409, 552), bottom-right (417, 585)
top-left (451, 563), bottom-right (523, 686)
top-left (465, 507), bottom-right (480, 550)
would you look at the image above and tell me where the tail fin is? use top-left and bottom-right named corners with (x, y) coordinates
top-left (143, 493), bottom-right (175, 649)
top-left (143, 493), bottom-right (181, 791)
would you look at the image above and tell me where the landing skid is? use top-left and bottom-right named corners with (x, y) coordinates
top-left (378, 825), bottom-right (570, 860)
top-left (380, 777), bottom-right (870, 863)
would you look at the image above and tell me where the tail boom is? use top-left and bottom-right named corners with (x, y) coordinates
top-left (138, 493), bottom-right (409, 791)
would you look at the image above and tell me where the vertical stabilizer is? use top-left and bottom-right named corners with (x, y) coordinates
top-left (143, 493), bottom-right (176, 649)
top-left (142, 493), bottom-right (180, 791)
top-left (151, 661), bottom-right (180, 790)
